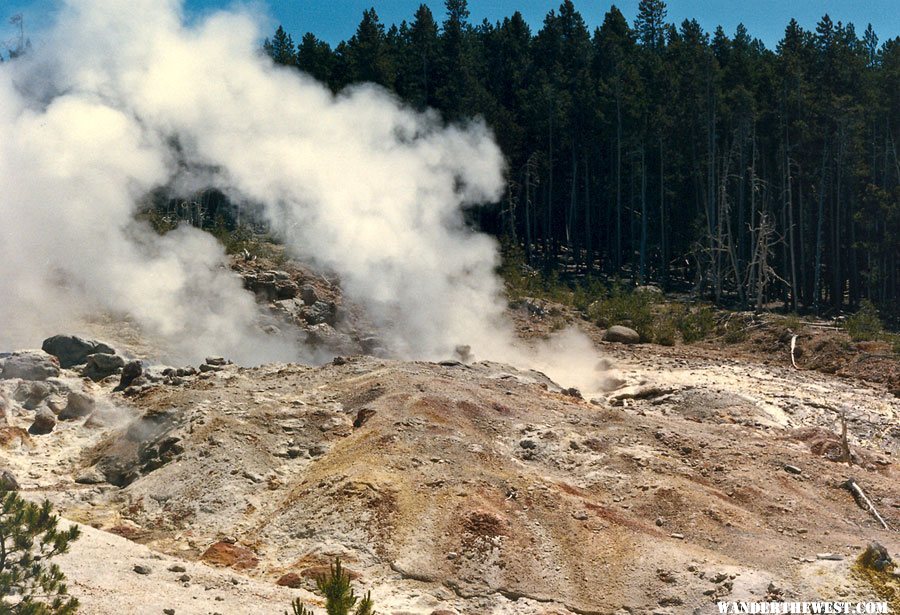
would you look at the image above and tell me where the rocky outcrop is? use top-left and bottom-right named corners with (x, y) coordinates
top-left (41, 335), bottom-right (116, 368)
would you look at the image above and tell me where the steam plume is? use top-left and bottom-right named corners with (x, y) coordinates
top-left (0, 1), bottom-right (604, 391)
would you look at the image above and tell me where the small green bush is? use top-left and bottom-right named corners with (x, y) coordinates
top-left (720, 315), bottom-right (751, 344)
top-left (675, 306), bottom-right (717, 343)
top-left (286, 559), bottom-right (375, 615)
top-left (0, 491), bottom-right (81, 614)
top-left (587, 286), bottom-right (657, 342)
top-left (651, 314), bottom-right (678, 346)
top-left (844, 300), bottom-right (885, 342)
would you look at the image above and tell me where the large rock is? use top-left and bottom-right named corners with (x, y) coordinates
top-left (41, 335), bottom-right (116, 368)
top-left (603, 325), bottom-right (641, 344)
top-left (29, 406), bottom-right (56, 435)
top-left (0, 351), bottom-right (60, 381)
top-left (59, 391), bottom-right (95, 420)
top-left (82, 353), bottom-right (125, 381)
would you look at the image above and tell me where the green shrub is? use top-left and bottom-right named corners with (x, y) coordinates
top-left (721, 315), bottom-right (751, 344)
top-left (844, 300), bottom-right (884, 342)
top-left (286, 559), bottom-right (375, 615)
top-left (676, 306), bottom-right (717, 343)
top-left (0, 491), bottom-right (81, 614)
top-left (587, 286), bottom-right (657, 342)
top-left (651, 314), bottom-right (678, 346)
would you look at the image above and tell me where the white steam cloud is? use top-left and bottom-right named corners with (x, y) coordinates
top-left (0, 0), bottom-right (605, 391)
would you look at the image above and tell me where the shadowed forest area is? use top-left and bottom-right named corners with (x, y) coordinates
top-left (263, 0), bottom-right (900, 319)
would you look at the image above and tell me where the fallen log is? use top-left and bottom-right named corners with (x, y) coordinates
top-left (842, 478), bottom-right (891, 531)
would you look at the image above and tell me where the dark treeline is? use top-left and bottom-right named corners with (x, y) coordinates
top-left (264, 0), bottom-right (900, 316)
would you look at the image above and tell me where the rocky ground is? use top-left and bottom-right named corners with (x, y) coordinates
top-left (1, 276), bottom-right (899, 614)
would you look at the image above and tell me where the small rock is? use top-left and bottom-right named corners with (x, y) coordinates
top-left (133, 564), bottom-right (152, 575)
top-left (167, 565), bottom-right (186, 573)
top-left (655, 517), bottom-right (664, 527)
top-left (783, 464), bottom-right (802, 475)
top-left (178, 574), bottom-right (190, 583)
top-left (519, 439), bottom-right (537, 450)
top-left (74, 467), bottom-right (106, 485)
top-left (163, 610), bottom-right (175, 615)
top-left (670, 533), bottom-right (685, 540)
top-left (205, 357), bottom-right (227, 366)
top-left (572, 510), bottom-right (589, 521)
top-left (816, 553), bottom-right (843, 561)
top-left (59, 391), bottom-right (95, 420)
top-left (353, 407), bottom-right (376, 429)
top-left (300, 284), bottom-right (319, 305)
top-left (242, 471), bottom-right (263, 483)
top-left (14, 381), bottom-right (54, 410)
top-left (0, 469), bottom-right (19, 491)
top-left (115, 361), bottom-right (143, 392)
top-left (28, 406), bottom-right (56, 435)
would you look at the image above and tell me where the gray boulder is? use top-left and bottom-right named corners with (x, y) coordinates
top-left (59, 391), bottom-right (95, 420)
top-left (603, 325), bottom-right (641, 344)
top-left (14, 381), bottom-right (54, 410)
top-left (82, 353), bottom-right (125, 381)
top-left (41, 335), bottom-right (116, 368)
top-left (0, 351), bottom-right (60, 381)
top-left (29, 406), bottom-right (56, 435)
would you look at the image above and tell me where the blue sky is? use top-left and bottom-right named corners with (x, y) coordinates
top-left (3, 1), bottom-right (899, 52)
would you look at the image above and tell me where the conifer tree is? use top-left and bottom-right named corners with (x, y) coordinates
top-left (0, 491), bottom-right (81, 614)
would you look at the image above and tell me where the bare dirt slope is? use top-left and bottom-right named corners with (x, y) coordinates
top-left (3, 333), bottom-right (898, 614)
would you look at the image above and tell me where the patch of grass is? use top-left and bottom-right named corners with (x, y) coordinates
top-left (844, 300), bottom-right (885, 342)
